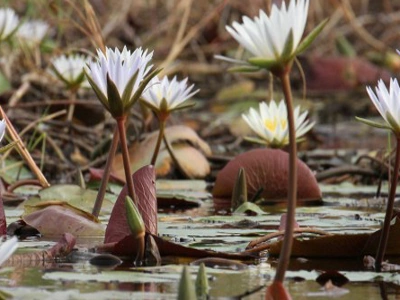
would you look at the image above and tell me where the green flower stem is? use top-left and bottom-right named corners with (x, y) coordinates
top-left (375, 137), bottom-right (400, 271)
top-left (150, 118), bottom-right (166, 166)
top-left (116, 116), bottom-right (138, 205)
top-left (92, 126), bottom-right (119, 217)
top-left (274, 71), bottom-right (297, 283)
top-left (134, 234), bottom-right (145, 265)
top-left (66, 89), bottom-right (77, 124)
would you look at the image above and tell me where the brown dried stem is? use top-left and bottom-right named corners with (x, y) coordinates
top-left (0, 106), bottom-right (49, 188)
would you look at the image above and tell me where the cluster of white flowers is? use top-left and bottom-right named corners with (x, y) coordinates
top-left (0, 7), bottom-right (50, 45)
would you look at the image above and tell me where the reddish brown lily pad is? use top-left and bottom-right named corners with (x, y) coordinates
top-left (213, 148), bottom-right (322, 207)
top-left (104, 165), bottom-right (157, 244)
top-left (300, 55), bottom-right (391, 91)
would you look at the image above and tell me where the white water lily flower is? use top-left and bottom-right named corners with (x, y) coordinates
top-left (141, 76), bottom-right (199, 116)
top-left (242, 100), bottom-right (314, 148)
top-left (0, 236), bottom-right (18, 266)
top-left (228, 0), bottom-right (309, 59)
top-left (17, 20), bottom-right (49, 45)
top-left (215, 0), bottom-right (326, 73)
top-left (0, 8), bottom-right (19, 42)
top-left (364, 78), bottom-right (400, 133)
top-left (85, 46), bottom-right (157, 117)
top-left (49, 54), bottom-right (89, 89)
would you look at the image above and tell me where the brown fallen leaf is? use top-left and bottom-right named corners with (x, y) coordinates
top-left (213, 148), bottom-right (322, 206)
top-left (104, 165), bottom-right (157, 244)
top-left (300, 55), bottom-right (392, 91)
top-left (112, 125), bottom-right (211, 179)
top-left (99, 232), bottom-right (255, 260)
top-left (255, 216), bottom-right (400, 258)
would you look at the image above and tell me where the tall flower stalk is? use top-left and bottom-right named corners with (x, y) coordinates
top-left (357, 77), bottom-right (400, 271)
top-left (217, 0), bottom-right (326, 297)
top-left (141, 76), bottom-right (198, 165)
top-left (85, 47), bottom-right (160, 262)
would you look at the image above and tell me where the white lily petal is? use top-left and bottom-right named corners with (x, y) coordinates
top-left (220, 0), bottom-right (309, 65)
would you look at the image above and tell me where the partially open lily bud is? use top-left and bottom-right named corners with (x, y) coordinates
top-left (195, 263), bottom-right (209, 300)
top-left (125, 196), bottom-right (145, 239)
top-left (231, 167), bottom-right (247, 211)
top-left (178, 266), bottom-right (196, 300)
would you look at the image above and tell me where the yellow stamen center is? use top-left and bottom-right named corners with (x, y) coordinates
top-left (265, 118), bottom-right (286, 132)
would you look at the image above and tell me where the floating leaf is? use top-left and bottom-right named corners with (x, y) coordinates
top-left (22, 204), bottom-right (104, 237)
top-left (23, 184), bottom-right (116, 215)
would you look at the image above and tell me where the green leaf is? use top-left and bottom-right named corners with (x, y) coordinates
top-left (355, 116), bottom-right (392, 130)
top-left (296, 18), bottom-right (329, 55)
top-left (243, 136), bottom-right (268, 145)
top-left (126, 68), bottom-right (162, 112)
top-left (106, 74), bottom-right (124, 118)
top-left (0, 71), bottom-right (11, 94)
top-left (0, 141), bottom-right (18, 154)
top-left (386, 113), bottom-right (400, 134)
top-left (140, 98), bottom-right (159, 113)
top-left (231, 167), bottom-right (247, 211)
top-left (248, 57), bottom-right (279, 71)
top-left (227, 65), bottom-right (261, 73)
top-left (281, 29), bottom-right (294, 61)
top-left (160, 98), bottom-right (169, 112)
top-left (50, 64), bottom-right (70, 86)
top-left (336, 35), bottom-right (356, 57)
top-left (233, 202), bottom-right (267, 215)
top-left (172, 101), bottom-right (196, 112)
top-left (84, 70), bottom-right (110, 111)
